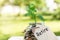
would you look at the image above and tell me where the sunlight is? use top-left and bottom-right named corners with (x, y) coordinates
top-left (0, 0), bottom-right (4, 3)
top-left (1, 4), bottom-right (27, 16)
top-left (45, 0), bottom-right (58, 12)
top-left (9, 0), bottom-right (14, 3)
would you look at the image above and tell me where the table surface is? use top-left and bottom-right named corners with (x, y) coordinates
top-left (57, 36), bottom-right (60, 40)
top-left (8, 36), bottom-right (60, 40)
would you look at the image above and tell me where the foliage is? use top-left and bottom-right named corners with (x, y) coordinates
top-left (55, 0), bottom-right (60, 3)
top-left (13, 0), bottom-right (22, 6)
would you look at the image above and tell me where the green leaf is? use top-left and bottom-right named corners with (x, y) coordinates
top-left (37, 15), bottom-right (45, 21)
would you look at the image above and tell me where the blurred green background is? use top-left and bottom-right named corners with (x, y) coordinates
top-left (0, 0), bottom-right (60, 40)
